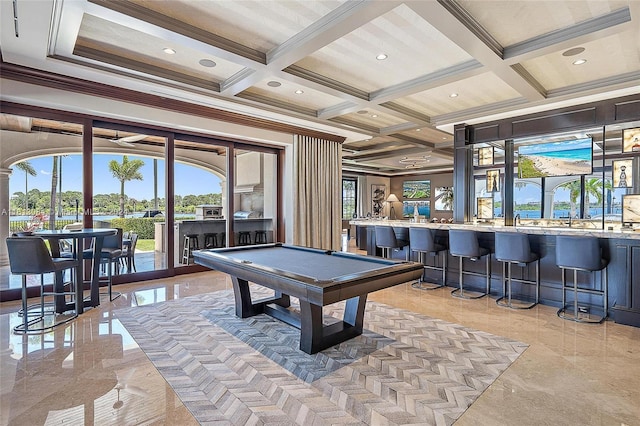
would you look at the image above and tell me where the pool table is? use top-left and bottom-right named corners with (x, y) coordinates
top-left (193, 243), bottom-right (423, 354)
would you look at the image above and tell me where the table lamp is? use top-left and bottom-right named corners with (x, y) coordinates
top-left (386, 194), bottom-right (399, 220)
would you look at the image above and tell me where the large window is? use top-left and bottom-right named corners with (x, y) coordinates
top-left (342, 178), bottom-right (357, 219)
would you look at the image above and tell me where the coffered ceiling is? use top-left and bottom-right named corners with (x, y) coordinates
top-left (1, 0), bottom-right (639, 175)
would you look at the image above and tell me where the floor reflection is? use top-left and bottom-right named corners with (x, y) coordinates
top-left (0, 273), bottom-right (223, 425)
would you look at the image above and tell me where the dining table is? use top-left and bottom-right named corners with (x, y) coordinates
top-left (35, 228), bottom-right (118, 314)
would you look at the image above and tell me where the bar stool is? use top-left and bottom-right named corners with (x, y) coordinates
top-left (375, 226), bottom-right (409, 260)
top-left (409, 227), bottom-right (447, 290)
top-left (219, 232), bottom-right (226, 247)
top-left (238, 231), bottom-right (252, 245)
top-left (255, 230), bottom-right (268, 244)
top-left (182, 233), bottom-right (200, 264)
top-left (448, 229), bottom-right (492, 299)
top-left (556, 236), bottom-right (608, 323)
top-left (83, 228), bottom-right (123, 301)
top-left (204, 233), bottom-right (218, 249)
top-left (7, 236), bottom-right (79, 334)
top-left (494, 232), bottom-right (540, 309)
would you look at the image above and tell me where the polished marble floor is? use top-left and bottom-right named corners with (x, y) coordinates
top-left (1, 246), bottom-right (640, 425)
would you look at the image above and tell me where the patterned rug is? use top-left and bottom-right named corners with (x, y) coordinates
top-left (116, 286), bottom-right (527, 425)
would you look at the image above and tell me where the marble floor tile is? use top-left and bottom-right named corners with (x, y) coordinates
top-left (1, 259), bottom-right (639, 425)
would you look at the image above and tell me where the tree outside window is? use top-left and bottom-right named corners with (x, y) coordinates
top-left (342, 178), bottom-right (357, 219)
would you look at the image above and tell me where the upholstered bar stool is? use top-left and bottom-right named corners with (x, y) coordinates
top-left (375, 226), bottom-right (409, 260)
top-left (409, 227), bottom-right (447, 290)
top-left (7, 236), bottom-right (79, 334)
top-left (494, 232), bottom-right (540, 309)
top-left (556, 236), bottom-right (608, 323)
top-left (84, 228), bottom-right (123, 301)
top-left (448, 229), bottom-right (492, 299)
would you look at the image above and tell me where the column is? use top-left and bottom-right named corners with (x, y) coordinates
top-left (0, 168), bottom-right (12, 266)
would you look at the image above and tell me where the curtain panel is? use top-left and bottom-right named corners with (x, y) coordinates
top-left (293, 135), bottom-right (342, 250)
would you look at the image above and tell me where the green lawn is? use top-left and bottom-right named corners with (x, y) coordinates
top-left (136, 239), bottom-right (155, 252)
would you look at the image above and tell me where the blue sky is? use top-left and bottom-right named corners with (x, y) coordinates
top-left (9, 154), bottom-right (222, 200)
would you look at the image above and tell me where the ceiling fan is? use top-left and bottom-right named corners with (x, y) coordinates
top-left (109, 131), bottom-right (147, 147)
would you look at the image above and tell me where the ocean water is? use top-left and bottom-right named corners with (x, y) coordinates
top-left (522, 147), bottom-right (591, 161)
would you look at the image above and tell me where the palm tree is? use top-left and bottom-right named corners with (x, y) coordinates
top-left (14, 161), bottom-right (37, 213)
top-left (49, 156), bottom-right (58, 230)
top-left (108, 156), bottom-right (145, 218)
top-left (583, 178), bottom-right (604, 216)
top-left (437, 187), bottom-right (454, 210)
top-left (558, 178), bottom-right (603, 218)
top-left (558, 180), bottom-right (581, 218)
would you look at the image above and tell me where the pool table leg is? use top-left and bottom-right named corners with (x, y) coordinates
top-left (299, 295), bottom-right (367, 354)
top-left (231, 277), bottom-right (291, 318)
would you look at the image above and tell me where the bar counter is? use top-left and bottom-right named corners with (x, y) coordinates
top-left (351, 219), bottom-right (640, 327)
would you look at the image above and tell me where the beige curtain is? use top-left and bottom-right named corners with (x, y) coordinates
top-left (293, 135), bottom-right (342, 250)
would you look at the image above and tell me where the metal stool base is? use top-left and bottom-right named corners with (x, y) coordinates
top-left (496, 297), bottom-right (536, 309)
top-left (412, 281), bottom-right (444, 290)
top-left (451, 287), bottom-right (486, 299)
top-left (557, 307), bottom-right (605, 324)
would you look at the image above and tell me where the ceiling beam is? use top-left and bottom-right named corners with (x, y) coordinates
top-left (502, 7), bottom-right (633, 65)
top-left (408, 1), bottom-right (546, 102)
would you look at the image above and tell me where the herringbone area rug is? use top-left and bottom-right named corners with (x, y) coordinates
top-left (116, 286), bottom-right (527, 425)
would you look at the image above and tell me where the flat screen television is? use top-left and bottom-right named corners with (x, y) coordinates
top-left (622, 194), bottom-right (640, 225)
top-left (402, 180), bottom-right (430, 199)
top-left (517, 137), bottom-right (593, 178)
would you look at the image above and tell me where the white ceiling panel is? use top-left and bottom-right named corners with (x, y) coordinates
top-left (129, 0), bottom-right (345, 52)
top-left (340, 108), bottom-right (408, 129)
top-left (395, 72), bottom-right (522, 117)
top-left (294, 4), bottom-right (473, 92)
top-left (242, 78), bottom-right (345, 110)
top-left (77, 14), bottom-right (244, 82)
top-left (520, 33), bottom-right (640, 90)
top-left (458, 0), bottom-right (629, 47)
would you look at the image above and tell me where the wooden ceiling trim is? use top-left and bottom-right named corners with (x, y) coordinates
top-left (0, 61), bottom-right (346, 143)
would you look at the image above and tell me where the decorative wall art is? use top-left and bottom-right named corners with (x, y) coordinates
top-left (486, 169), bottom-right (501, 193)
top-left (478, 147), bottom-right (494, 166)
top-left (371, 184), bottom-right (386, 217)
top-left (612, 159), bottom-right (633, 188)
top-left (622, 127), bottom-right (640, 153)
top-left (434, 187), bottom-right (453, 211)
top-left (477, 197), bottom-right (494, 220)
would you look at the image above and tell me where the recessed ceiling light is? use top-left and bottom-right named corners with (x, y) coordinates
top-left (376, 53), bottom-right (388, 60)
top-left (267, 81), bottom-right (281, 87)
top-left (357, 110), bottom-right (368, 114)
top-left (163, 47), bottom-right (176, 55)
top-left (449, 93), bottom-right (458, 98)
top-left (562, 47), bottom-right (585, 57)
top-left (572, 59), bottom-right (587, 65)
top-left (416, 129), bottom-right (421, 132)
top-left (442, 137), bottom-right (447, 139)
top-left (371, 114), bottom-right (378, 118)
top-left (198, 59), bottom-right (216, 68)
top-left (295, 89), bottom-right (304, 94)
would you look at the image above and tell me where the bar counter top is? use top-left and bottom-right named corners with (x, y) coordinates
top-left (349, 219), bottom-right (640, 240)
